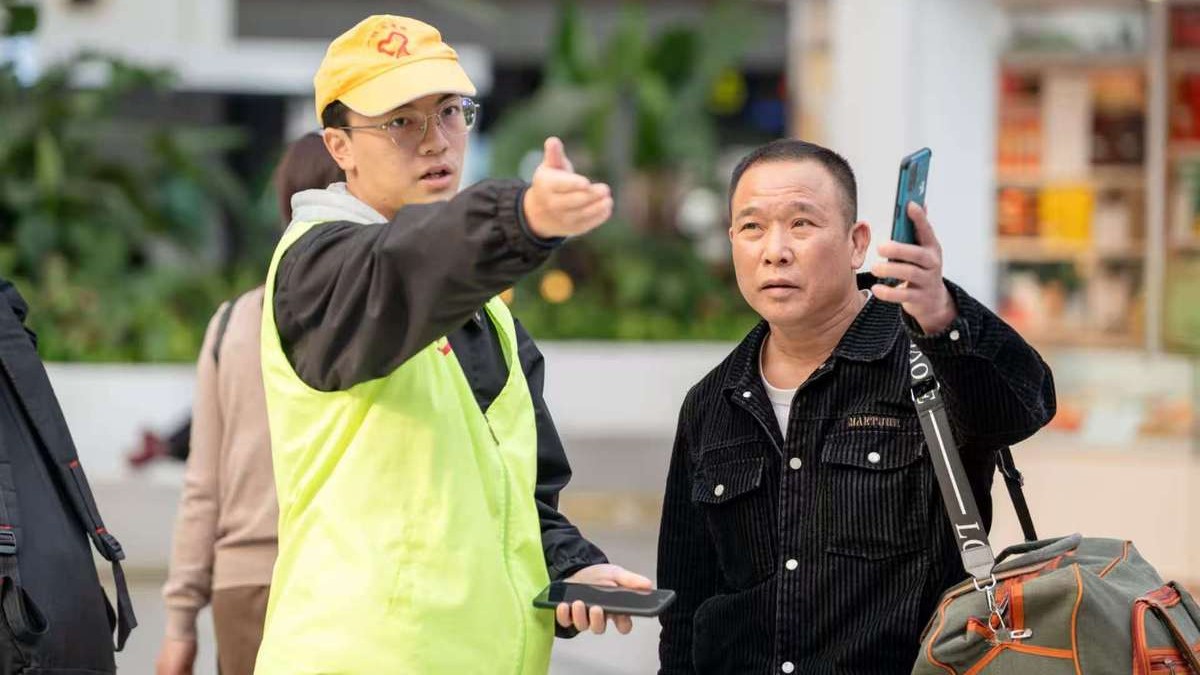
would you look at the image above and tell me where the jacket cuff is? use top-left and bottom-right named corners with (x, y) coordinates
top-left (164, 606), bottom-right (200, 641)
top-left (513, 185), bottom-right (566, 251)
top-left (546, 528), bottom-right (611, 582)
top-left (550, 555), bottom-right (610, 582)
top-left (903, 279), bottom-right (978, 357)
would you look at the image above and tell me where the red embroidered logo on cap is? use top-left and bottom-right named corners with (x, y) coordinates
top-left (371, 23), bottom-right (410, 59)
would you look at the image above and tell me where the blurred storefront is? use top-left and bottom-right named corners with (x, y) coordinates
top-left (792, 0), bottom-right (1198, 583)
top-left (991, 0), bottom-right (1199, 580)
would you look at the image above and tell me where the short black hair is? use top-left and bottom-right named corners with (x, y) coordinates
top-left (321, 100), bottom-right (351, 129)
top-left (728, 139), bottom-right (858, 225)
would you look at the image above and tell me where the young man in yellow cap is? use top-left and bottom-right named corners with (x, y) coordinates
top-left (254, 15), bottom-right (650, 675)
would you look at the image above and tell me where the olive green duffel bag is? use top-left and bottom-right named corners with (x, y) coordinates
top-left (908, 346), bottom-right (1200, 674)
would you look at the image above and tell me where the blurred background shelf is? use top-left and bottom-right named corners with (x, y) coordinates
top-left (996, 0), bottom-right (1154, 353)
top-left (1024, 329), bottom-right (1145, 349)
top-left (996, 166), bottom-right (1146, 189)
top-left (996, 236), bottom-right (1146, 262)
top-left (1169, 48), bottom-right (1200, 71)
top-left (1001, 51), bottom-right (1146, 72)
top-left (997, 0), bottom-right (1146, 9)
top-left (1168, 140), bottom-right (1200, 161)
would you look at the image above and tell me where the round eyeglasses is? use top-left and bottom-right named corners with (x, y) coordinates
top-left (337, 97), bottom-right (480, 148)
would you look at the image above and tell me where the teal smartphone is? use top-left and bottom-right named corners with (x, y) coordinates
top-left (891, 147), bottom-right (932, 246)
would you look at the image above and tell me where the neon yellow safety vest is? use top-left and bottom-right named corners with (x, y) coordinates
top-left (255, 219), bottom-right (554, 674)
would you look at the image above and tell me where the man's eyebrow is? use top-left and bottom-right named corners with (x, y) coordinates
top-left (786, 200), bottom-right (823, 216)
top-left (733, 201), bottom-right (824, 221)
top-left (733, 205), bottom-right (761, 220)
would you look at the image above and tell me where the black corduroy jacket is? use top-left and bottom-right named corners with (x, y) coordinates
top-left (657, 275), bottom-right (1056, 674)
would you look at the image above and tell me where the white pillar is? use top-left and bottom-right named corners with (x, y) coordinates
top-left (829, 0), bottom-right (1000, 304)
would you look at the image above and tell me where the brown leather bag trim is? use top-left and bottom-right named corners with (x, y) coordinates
top-left (1098, 541), bottom-right (1132, 579)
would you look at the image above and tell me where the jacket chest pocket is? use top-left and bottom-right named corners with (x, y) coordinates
top-left (820, 427), bottom-right (929, 560)
top-left (690, 452), bottom-right (774, 587)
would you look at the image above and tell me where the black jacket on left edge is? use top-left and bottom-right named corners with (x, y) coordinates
top-left (657, 276), bottom-right (1056, 674)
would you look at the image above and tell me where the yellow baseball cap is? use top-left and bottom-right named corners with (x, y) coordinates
top-left (313, 15), bottom-right (477, 124)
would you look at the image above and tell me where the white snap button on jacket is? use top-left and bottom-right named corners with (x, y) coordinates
top-left (742, 390), bottom-right (752, 398)
top-left (782, 662), bottom-right (795, 673)
top-left (785, 559), bottom-right (798, 571)
top-left (789, 457), bottom-right (802, 470)
top-left (949, 329), bottom-right (961, 341)
top-left (714, 484), bottom-right (725, 497)
top-left (867, 451), bottom-right (881, 464)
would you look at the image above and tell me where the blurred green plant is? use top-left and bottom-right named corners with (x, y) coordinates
top-left (491, 0), bottom-right (762, 340)
top-left (0, 52), bottom-right (278, 361)
top-left (513, 226), bottom-right (758, 340)
top-left (491, 0), bottom-right (755, 182)
top-left (2, 1), bottom-right (36, 37)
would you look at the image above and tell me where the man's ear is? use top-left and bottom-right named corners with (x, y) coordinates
top-left (849, 221), bottom-right (871, 269)
top-left (322, 129), bottom-right (356, 174)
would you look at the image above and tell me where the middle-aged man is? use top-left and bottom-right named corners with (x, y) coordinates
top-left (254, 15), bottom-right (650, 675)
top-left (657, 139), bottom-right (1056, 674)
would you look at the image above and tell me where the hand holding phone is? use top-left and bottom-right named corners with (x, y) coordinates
top-left (531, 562), bottom-right (662, 635)
top-left (533, 581), bottom-right (677, 618)
top-left (871, 147), bottom-right (958, 335)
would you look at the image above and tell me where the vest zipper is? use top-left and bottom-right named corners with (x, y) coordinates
top-left (486, 416), bottom-right (529, 675)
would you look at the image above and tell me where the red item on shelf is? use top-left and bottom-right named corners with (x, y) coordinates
top-left (1173, 7), bottom-right (1200, 49)
top-left (998, 188), bottom-right (1038, 237)
top-left (1171, 74), bottom-right (1200, 140)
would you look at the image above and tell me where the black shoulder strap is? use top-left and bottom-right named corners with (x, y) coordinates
top-left (908, 341), bottom-right (1038, 585)
top-left (997, 446), bottom-right (1038, 542)
top-left (211, 299), bottom-right (236, 365)
top-left (0, 297), bottom-right (136, 651)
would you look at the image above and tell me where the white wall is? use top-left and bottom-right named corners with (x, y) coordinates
top-left (47, 363), bottom-right (196, 479)
top-left (47, 344), bottom-right (734, 483)
top-left (829, 0), bottom-right (1000, 304)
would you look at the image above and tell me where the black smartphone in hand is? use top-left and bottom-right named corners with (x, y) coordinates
top-left (532, 581), bottom-right (677, 618)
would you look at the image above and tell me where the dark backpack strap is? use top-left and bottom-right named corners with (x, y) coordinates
top-left (211, 300), bottom-right (235, 365)
top-left (0, 464), bottom-right (46, 643)
top-left (0, 464), bottom-right (24, 633)
top-left (0, 299), bottom-right (136, 651)
top-left (62, 460), bottom-right (135, 651)
top-left (996, 447), bottom-right (1037, 542)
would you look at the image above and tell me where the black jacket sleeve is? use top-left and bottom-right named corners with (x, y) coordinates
top-left (273, 179), bottom-right (557, 391)
top-left (516, 320), bottom-right (610, 583)
top-left (657, 391), bottom-right (720, 674)
top-left (0, 279), bottom-right (35, 347)
top-left (903, 279), bottom-right (1057, 447)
